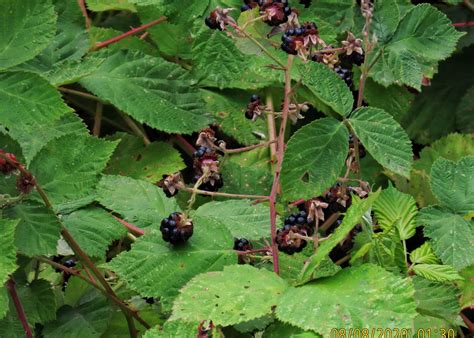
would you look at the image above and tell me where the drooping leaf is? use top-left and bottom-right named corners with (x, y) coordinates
top-left (281, 118), bottom-right (349, 202)
top-left (80, 50), bottom-right (212, 134)
top-left (300, 62), bottom-right (354, 116)
top-left (105, 133), bottom-right (185, 183)
top-left (62, 207), bottom-right (127, 259)
top-left (413, 276), bottom-right (461, 325)
top-left (29, 134), bottom-right (118, 212)
top-left (410, 242), bottom-right (439, 265)
top-left (0, 0), bottom-right (57, 70)
top-left (4, 202), bottom-right (61, 257)
top-left (277, 264), bottom-right (417, 336)
top-left (418, 206), bottom-right (474, 271)
top-left (171, 265), bottom-right (288, 326)
top-left (194, 199), bottom-right (274, 240)
top-left (0, 219), bottom-right (19, 286)
top-left (348, 107), bottom-right (413, 178)
top-left (373, 185), bottom-right (417, 240)
top-left (106, 217), bottom-right (237, 300)
top-left (298, 191), bottom-right (380, 284)
top-left (429, 156), bottom-right (474, 215)
top-left (96, 175), bottom-right (179, 230)
top-left (0, 72), bottom-right (73, 163)
top-left (412, 264), bottom-right (462, 283)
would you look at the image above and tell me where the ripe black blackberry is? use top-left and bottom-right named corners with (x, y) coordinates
top-left (233, 238), bottom-right (252, 251)
top-left (323, 183), bottom-right (352, 216)
top-left (205, 10), bottom-right (222, 30)
top-left (334, 66), bottom-right (353, 88)
top-left (276, 210), bottom-right (313, 255)
top-left (280, 22), bottom-right (318, 55)
top-left (350, 52), bottom-right (365, 66)
top-left (261, 0), bottom-right (291, 26)
top-left (160, 212), bottom-right (194, 245)
top-left (193, 146), bottom-right (214, 159)
top-left (193, 175), bottom-right (224, 192)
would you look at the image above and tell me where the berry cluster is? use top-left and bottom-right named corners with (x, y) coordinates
top-left (233, 237), bottom-right (252, 251)
top-left (276, 210), bottom-right (313, 255)
top-left (245, 94), bottom-right (263, 120)
top-left (281, 22), bottom-right (318, 55)
top-left (323, 183), bottom-right (352, 216)
top-left (193, 146), bottom-right (223, 192)
top-left (241, 0), bottom-right (292, 26)
top-left (160, 212), bottom-right (194, 245)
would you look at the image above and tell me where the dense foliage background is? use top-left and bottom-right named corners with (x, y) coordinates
top-left (0, 0), bottom-right (473, 337)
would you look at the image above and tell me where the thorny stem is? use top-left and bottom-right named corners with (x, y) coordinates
top-left (335, 254), bottom-right (351, 266)
top-left (313, 219), bottom-right (320, 251)
top-left (463, 0), bottom-right (474, 12)
top-left (186, 175), bottom-right (206, 212)
top-left (172, 135), bottom-right (196, 157)
top-left (59, 87), bottom-right (101, 101)
top-left (93, 102), bottom-right (103, 136)
top-left (269, 55), bottom-right (294, 275)
top-left (6, 278), bottom-right (34, 338)
top-left (183, 187), bottom-right (269, 200)
top-left (453, 21), bottom-right (474, 27)
top-left (77, 0), bottom-right (91, 29)
top-left (319, 212), bottom-right (340, 232)
top-left (93, 17), bottom-right (167, 50)
top-left (266, 94), bottom-right (278, 166)
top-left (0, 155), bottom-right (151, 333)
top-left (112, 215), bottom-right (146, 236)
top-left (224, 139), bottom-right (277, 154)
top-left (228, 22), bottom-right (286, 69)
top-left (460, 312), bottom-right (474, 332)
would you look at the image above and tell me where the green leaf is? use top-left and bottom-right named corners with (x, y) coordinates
top-left (373, 185), bottom-right (418, 240)
top-left (143, 322), bottom-right (198, 338)
top-left (370, 0), bottom-right (400, 43)
top-left (105, 133), bottom-right (185, 183)
top-left (106, 217), bottom-right (237, 300)
top-left (14, 1), bottom-right (90, 82)
top-left (4, 202), bottom-right (61, 257)
top-left (0, 72), bottom-right (73, 164)
top-left (193, 30), bottom-right (248, 90)
top-left (16, 279), bottom-right (56, 325)
top-left (63, 208), bottom-right (127, 259)
top-left (171, 265), bottom-right (288, 326)
top-left (0, 0), bottom-right (57, 70)
top-left (300, 63), bottom-right (354, 116)
top-left (456, 86), bottom-right (474, 134)
top-left (370, 4), bottom-right (464, 89)
top-left (0, 219), bottom-right (19, 285)
top-left (203, 89), bottom-right (267, 146)
top-left (412, 264), bottom-right (462, 283)
top-left (194, 199), bottom-right (273, 240)
top-left (220, 147), bottom-right (272, 196)
top-left (0, 289), bottom-right (8, 320)
top-left (277, 264), bottom-right (417, 336)
top-left (348, 107), bottom-right (413, 178)
top-left (298, 191), bottom-right (380, 284)
top-left (80, 50), bottom-right (212, 134)
top-left (418, 206), bottom-right (474, 271)
top-left (413, 276), bottom-right (461, 325)
top-left (30, 134), bottom-right (118, 212)
top-left (96, 175), bottom-right (179, 229)
top-left (298, 0), bottom-right (354, 32)
top-left (410, 242), bottom-right (439, 265)
top-left (86, 0), bottom-right (136, 11)
top-left (430, 156), bottom-right (474, 215)
top-left (281, 118), bottom-right (349, 202)
top-left (43, 296), bottom-right (111, 338)
top-left (263, 321), bottom-right (321, 338)
top-left (395, 133), bottom-right (474, 207)
top-left (458, 265), bottom-right (474, 309)
top-left (0, 309), bottom-right (25, 336)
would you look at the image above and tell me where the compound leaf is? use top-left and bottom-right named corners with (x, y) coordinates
top-left (171, 265), bottom-right (288, 326)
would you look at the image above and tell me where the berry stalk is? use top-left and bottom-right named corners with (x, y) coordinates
top-left (269, 54), bottom-right (294, 275)
top-left (76, 0), bottom-right (91, 29)
top-left (182, 187), bottom-right (269, 200)
top-left (6, 278), bottom-right (34, 338)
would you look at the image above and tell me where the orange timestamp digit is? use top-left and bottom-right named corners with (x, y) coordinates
top-left (330, 328), bottom-right (456, 338)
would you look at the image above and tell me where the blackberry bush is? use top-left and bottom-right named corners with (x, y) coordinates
top-left (0, 0), bottom-right (471, 337)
